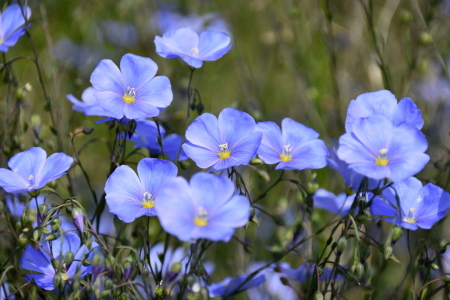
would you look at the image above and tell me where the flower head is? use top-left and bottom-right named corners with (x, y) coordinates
top-left (130, 119), bottom-right (188, 161)
top-left (182, 107), bottom-right (262, 171)
top-left (255, 118), bottom-right (328, 170)
top-left (155, 173), bottom-right (250, 242)
top-left (345, 90), bottom-right (424, 132)
top-left (20, 232), bottom-right (94, 290)
top-left (0, 147), bottom-right (73, 193)
top-left (105, 158), bottom-right (177, 223)
top-left (0, 4), bottom-right (31, 52)
top-left (66, 87), bottom-right (110, 116)
top-left (155, 27), bottom-right (232, 68)
top-left (370, 177), bottom-right (450, 230)
top-left (337, 115), bottom-right (429, 182)
top-left (90, 53), bottom-right (173, 119)
top-left (208, 274), bottom-right (265, 298)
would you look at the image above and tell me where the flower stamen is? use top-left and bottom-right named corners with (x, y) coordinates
top-left (218, 143), bottom-right (231, 160)
top-left (280, 144), bottom-right (293, 162)
top-left (122, 87), bottom-right (136, 104)
top-left (194, 207), bottom-right (208, 227)
top-left (142, 192), bottom-right (154, 208)
top-left (375, 148), bottom-right (389, 166)
top-left (402, 207), bottom-right (416, 224)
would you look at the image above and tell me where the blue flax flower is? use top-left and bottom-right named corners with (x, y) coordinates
top-left (0, 4), bottom-right (31, 52)
top-left (370, 177), bottom-right (450, 230)
top-left (105, 158), bottom-right (177, 223)
top-left (182, 107), bottom-right (262, 171)
top-left (255, 118), bottom-right (328, 170)
top-left (208, 274), bottom-right (265, 298)
top-left (154, 27), bottom-right (232, 68)
top-left (90, 53), bottom-right (173, 119)
top-left (345, 90), bottom-right (424, 132)
top-left (66, 87), bottom-right (109, 116)
top-left (337, 115), bottom-right (429, 182)
top-left (0, 147), bottom-right (73, 193)
top-left (130, 119), bottom-right (187, 161)
top-left (313, 188), bottom-right (356, 216)
top-left (20, 232), bottom-right (94, 290)
top-left (155, 173), bottom-right (250, 242)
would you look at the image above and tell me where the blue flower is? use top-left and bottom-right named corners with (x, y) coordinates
top-left (155, 173), bottom-right (250, 242)
top-left (337, 115), bottom-right (429, 182)
top-left (0, 4), bottom-right (31, 52)
top-left (0, 147), bottom-right (73, 193)
top-left (90, 53), bottom-right (173, 119)
top-left (313, 188), bottom-right (356, 216)
top-left (130, 119), bottom-right (188, 161)
top-left (208, 274), bottom-right (265, 298)
top-left (345, 90), bottom-right (424, 132)
top-left (20, 232), bottom-right (94, 290)
top-left (105, 158), bottom-right (177, 223)
top-left (98, 20), bottom-right (139, 48)
top-left (182, 107), bottom-right (262, 171)
top-left (370, 177), bottom-right (450, 230)
top-left (154, 27), bottom-right (232, 68)
top-left (66, 87), bottom-right (110, 116)
top-left (255, 118), bottom-right (328, 170)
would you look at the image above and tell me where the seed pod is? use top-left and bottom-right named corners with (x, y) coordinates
top-left (64, 251), bottom-right (74, 265)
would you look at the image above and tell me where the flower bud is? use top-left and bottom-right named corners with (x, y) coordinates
top-left (82, 127), bottom-right (94, 135)
top-left (383, 245), bottom-right (393, 260)
top-left (82, 259), bottom-right (91, 266)
top-left (356, 215), bottom-right (371, 224)
top-left (314, 290), bottom-right (324, 300)
top-left (392, 226), bottom-right (402, 243)
top-left (41, 227), bottom-right (51, 235)
top-left (434, 161), bottom-right (446, 170)
top-left (123, 260), bottom-right (132, 281)
top-left (171, 262), bottom-right (182, 274)
top-left (419, 32), bottom-right (433, 45)
top-left (64, 251), bottom-right (74, 265)
top-left (442, 274), bottom-right (450, 282)
top-left (280, 277), bottom-right (290, 286)
top-left (33, 230), bottom-right (41, 241)
top-left (18, 233), bottom-right (28, 247)
top-left (155, 285), bottom-right (164, 297)
top-left (186, 275), bottom-right (196, 286)
top-left (244, 243), bottom-right (255, 254)
top-left (106, 255), bottom-right (115, 269)
top-left (255, 169), bottom-right (270, 182)
top-left (72, 207), bottom-right (85, 233)
top-left (431, 263), bottom-right (439, 271)
top-left (27, 190), bottom-right (40, 198)
top-left (119, 293), bottom-right (128, 300)
top-left (400, 10), bottom-right (413, 23)
top-left (352, 263), bottom-right (364, 278)
top-left (38, 203), bottom-right (48, 215)
top-left (337, 237), bottom-right (347, 253)
top-left (45, 233), bottom-right (61, 241)
top-left (51, 217), bottom-right (61, 231)
top-left (249, 158), bottom-right (263, 165)
top-left (105, 279), bottom-right (114, 290)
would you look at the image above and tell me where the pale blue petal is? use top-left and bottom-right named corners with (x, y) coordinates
top-left (190, 224), bottom-right (235, 242)
top-left (209, 195), bottom-right (250, 228)
top-left (20, 245), bottom-right (54, 275)
top-left (95, 91), bottom-right (126, 119)
top-left (178, 54), bottom-right (203, 68)
top-left (25, 274), bottom-right (55, 290)
top-left (198, 31), bottom-right (231, 60)
top-left (38, 153), bottom-right (73, 186)
top-left (217, 108), bottom-right (256, 148)
top-left (313, 189), bottom-right (353, 215)
top-left (156, 27), bottom-right (199, 57)
top-left (134, 76), bottom-right (173, 109)
top-left (3, 27), bottom-right (26, 47)
top-left (1, 5), bottom-right (30, 39)
top-left (50, 232), bottom-right (80, 261)
top-left (255, 121), bottom-right (283, 164)
top-left (90, 59), bottom-right (125, 96)
top-left (8, 147), bottom-right (46, 182)
top-left (388, 153), bottom-right (429, 182)
top-left (345, 90), bottom-right (397, 132)
top-left (120, 54), bottom-right (157, 90)
top-left (351, 116), bottom-right (392, 156)
top-left (185, 113), bottom-right (220, 150)
top-left (190, 173), bottom-right (235, 209)
top-left (106, 195), bottom-right (150, 222)
top-left (277, 139), bottom-right (328, 170)
top-left (0, 169), bottom-right (28, 193)
top-left (137, 158), bottom-right (177, 197)
top-left (389, 123), bottom-right (428, 157)
top-left (370, 197), bottom-right (397, 221)
top-left (66, 94), bottom-right (85, 112)
top-left (391, 97), bottom-right (424, 129)
top-left (163, 134), bottom-right (187, 161)
top-left (281, 118), bottom-right (319, 146)
top-left (123, 100), bottom-right (160, 119)
top-left (183, 142), bottom-right (221, 168)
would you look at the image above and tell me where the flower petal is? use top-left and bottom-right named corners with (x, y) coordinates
top-left (185, 113), bottom-right (220, 150)
top-left (38, 153), bottom-right (73, 186)
top-left (391, 97), bottom-right (424, 129)
top-left (120, 54), bottom-right (157, 90)
top-left (137, 158), bottom-right (177, 197)
top-left (20, 245), bottom-right (54, 275)
top-left (0, 169), bottom-right (28, 193)
top-left (189, 173), bottom-right (235, 209)
top-left (218, 108), bottom-right (256, 148)
top-left (90, 59), bottom-right (125, 96)
top-left (198, 31), bottom-right (231, 60)
top-left (278, 139), bottom-right (328, 170)
top-left (25, 274), bottom-right (55, 290)
top-left (182, 143), bottom-right (221, 168)
top-left (255, 121), bottom-right (283, 164)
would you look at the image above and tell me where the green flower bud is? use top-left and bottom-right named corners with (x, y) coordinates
top-left (82, 127), bottom-right (94, 135)
top-left (244, 243), bottom-right (255, 254)
top-left (419, 32), bottom-right (433, 45)
top-left (249, 158), bottom-right (263, 165)
top-left (27, 190), bottom-right (40, 198)
top-left (155, 285), bottom-right (164, 297)
top-left (337, 237), bottom-right (347, 252)
top-left (105, 279), bottom-right (114, 290)
top-left (392, 226), bottom-right (403, 243)
top-left (400, 10), bottom-right (413, 23)
top-left (119, 293), bottom-right (128, 300)
top-left (352, 263), bottom-right (364, 278)
top-left (32, 230), bottom-right (41, 241)
top-left (383, 245), bottom-right (393, 260)
top-left (41, 227), bottom-right (51, 235)
top-left (441, 274), bottom-right (450, 282)
top-left (314, 290), bottom-right (324, 300)
top-left (172, 262), bottom-right (182, 274)
top-left (18, 233), bottom-right (28, 247)
top-left (186, 275), bottom-right (196, 286)
top-left (256, 169), bottom-right (270, 182)
top-left (99, 290), bottom-right (111, 298)
top-left (431, 263), bottom-right (439, 271)
top-left (64, 251), bottom-right (74, 265)
top-left (82, 259), bottom-right (92, 266)
top-left (93, 252), bottom-right (104, 266)
top-left (38, 203), bottom-right (48, 216)
top-left (45, 233), bottom-right (61, 241)
top-left (356, 215), bottom-right (371, 224)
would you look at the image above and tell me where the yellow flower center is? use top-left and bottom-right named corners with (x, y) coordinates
top-left (402, 208), bottom-right (416, 224)
top-left (218, 143), bottom-right (231, 160)
top-left (191, 48), bottom-right (199, 53)
top-left (194, 207), bottom-right (208, 227)
top-left (61, 273), bottom-right (69, 281)
top-left (279, 144), bottom-right (293, 162)
top-left (375, 148), bottom-right (389, 166)
top-left (142, 192), bottom-right (154, 208)
top-left (122, 87), bottom-right (136, 104)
